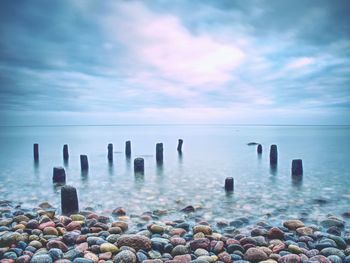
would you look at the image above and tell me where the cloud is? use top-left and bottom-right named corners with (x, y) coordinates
top-left (106, 2), bottom-right (245, 88)
top-left (0, 0), bottom-right (349, 125)
top-left (286, 57), bottom-right (315, 69)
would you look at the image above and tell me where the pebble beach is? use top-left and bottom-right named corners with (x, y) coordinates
top-left (1, 201), bottom-right (350, 263)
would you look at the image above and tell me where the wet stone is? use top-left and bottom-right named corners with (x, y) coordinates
top-left (244, 247), bottom-right (268, 262)
top-left (113, 250), bottom-right (137, 263)
top-left (30, 254), bottom-right (53, 263)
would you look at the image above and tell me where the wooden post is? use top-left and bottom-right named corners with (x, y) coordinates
top-left (270, 145), bottom-right (278, 165)
top-left (177, 139), bottom-right (183, 152)
top-left (80, 155), bottom-right (89, 170)
top-left (33, 143), bottom-right (39, 161)
top-left (61, 185), bottom-right (79, 215)
top-left (257, 144), bottom-right (262, 154)
top-left (53, 167), bottom-right (66, 184)
top-left (156, 143), bottom-right (163, 163)
top-left (134, 158), bottom-right (144, 173)
top-left (108, 143), bottom-right (113, 161)
top-left (63, 144), bottom-right (69, 160)
top-left (125, 141), bottom-right (131, 157)
top-left (292, 159), bottom-right (303, 176)
top-left (225, 177), bottom-right (234, 191)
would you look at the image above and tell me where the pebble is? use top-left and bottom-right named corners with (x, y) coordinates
top-left (30, 254), bottom-right (53, 263)
top-left (100, 243), bottom-right (119, 253)
top-left (113, 250), bottom-right (137, 263)
top-left (116, 234), bottom-right (151, 251)
top-left (244, 247), bottom-right (268, 262)
top-left (283, 220), bottom-right (305, 230)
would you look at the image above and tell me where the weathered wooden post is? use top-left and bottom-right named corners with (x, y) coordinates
top-left (257, 144), bottom-right (262, 154)
top-left (108, 143), bottom-right (113, 161)
top-left (269, 145), bottom-right (278, 164)
top-left (80, 155), bottom-right (89, 170)
top-left (53, 167), bottom-right (66, 184)
top-left (125, 141), bottom-right (131, 157)
top-left (292, 159), bottom-right (303, 176)
top-left (63, 144), bottom-right (69, 160)
top-left (225, 177), bottom-right (234, 192)
top-left (61, 185), bottom-right (79, 215)
top-left (177, 139), bottom-right (183, 152)
top-left (134, 157), bottom-right (144, 173)
top-left (33, 143), bottom-right (39, 161)
top-left (156, 143), bottom-right (163, 163)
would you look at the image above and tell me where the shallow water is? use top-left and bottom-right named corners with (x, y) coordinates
top-left (0, 125), bottom-right (349, 228)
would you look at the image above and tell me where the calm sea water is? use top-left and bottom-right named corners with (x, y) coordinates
top-left (0, 125), bottom-right (349, 228)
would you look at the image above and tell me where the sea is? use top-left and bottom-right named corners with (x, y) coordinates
top-left (0, 125), bottom-right (349, 228)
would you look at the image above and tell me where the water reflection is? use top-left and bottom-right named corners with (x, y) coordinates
top-left (108, 160), bottom-right (114, 176)
top-left (134, 172), bottom-right (144, 189)
top-left (81, 170), bottom-right (89, 183)
top-left (269, 164), bottom-right (277, 175)
top-left (125, 156), bottom-right (131, 172)
top-left (292, 175), bottom-right (303, 188)
top-left (156, 162), bottom-right (164, 178)
top-left (33, 160), bottom-right (40, 176)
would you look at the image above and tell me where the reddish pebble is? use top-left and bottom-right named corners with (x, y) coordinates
top-left (76, 242), bottom-right (89, 252)
top-left (90, 227), bottom-right (103, 233)
top-left (76, 235), bottom-right (88, 244)
top-left (173, 254), bottom-right (192, 263)
top-left (47, 240), bottom-right (69, 252)
top-left (66, 221), bottom-right (81, 231)
top-left (218, 251), bottom-right (233, 263)
top-left (189, 238), bottom-right (210, 250)
top-left (0, 260), bottom-right (15, 263)
top-left (38, 221), bottom-right (55, 230)
top-left (268, 227), bottom-right (285, 239)
top-left (226, 238), bottom-right (240, 245)
top-left (170, 228), bottom-right (186, 236)
top-left (272, 243), bottom-right (286, 253)
top-left (170, 237), bottom-right (186, 246)
top-left (98, 252), bottom-right (112, 260)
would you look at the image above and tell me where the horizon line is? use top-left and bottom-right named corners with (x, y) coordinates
top-left (1, 123), bottom-right (350, 128)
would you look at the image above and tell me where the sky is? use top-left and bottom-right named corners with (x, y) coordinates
top-left (0, 0), bottom-right (350, 125)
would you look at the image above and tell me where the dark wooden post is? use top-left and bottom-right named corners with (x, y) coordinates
top-left (63, 144), bottom-right (69, 160)
top-left (177, 139), bottom-right (183, 152)
top-left (80, 155), bottom-right (89, 170)
top-left (134, 158), bottom-right (144, 173)
top-left (108, 143), bottom-right (113, 161)
top-left (270, 145), bottom-right (278, 165)
top-left (225, 177), bottom-right (234, 191)
top-left (61, 185), bottom-right (79, 215)
top-left (33, 143), bottom-right (39, 161)
top-left (53, 167), bottom-right (66, 184)
top-left (125, 141), bottom-right (131, 157)
top-left (257, 144), bottom-right (262, 154)
top-left (156, 143), bottom-right (163, 163)
top-left (292, 159), bottom-right (303, 176)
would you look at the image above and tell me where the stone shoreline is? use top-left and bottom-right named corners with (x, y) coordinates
top-left (0, 202), bottom-right (350, 263)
